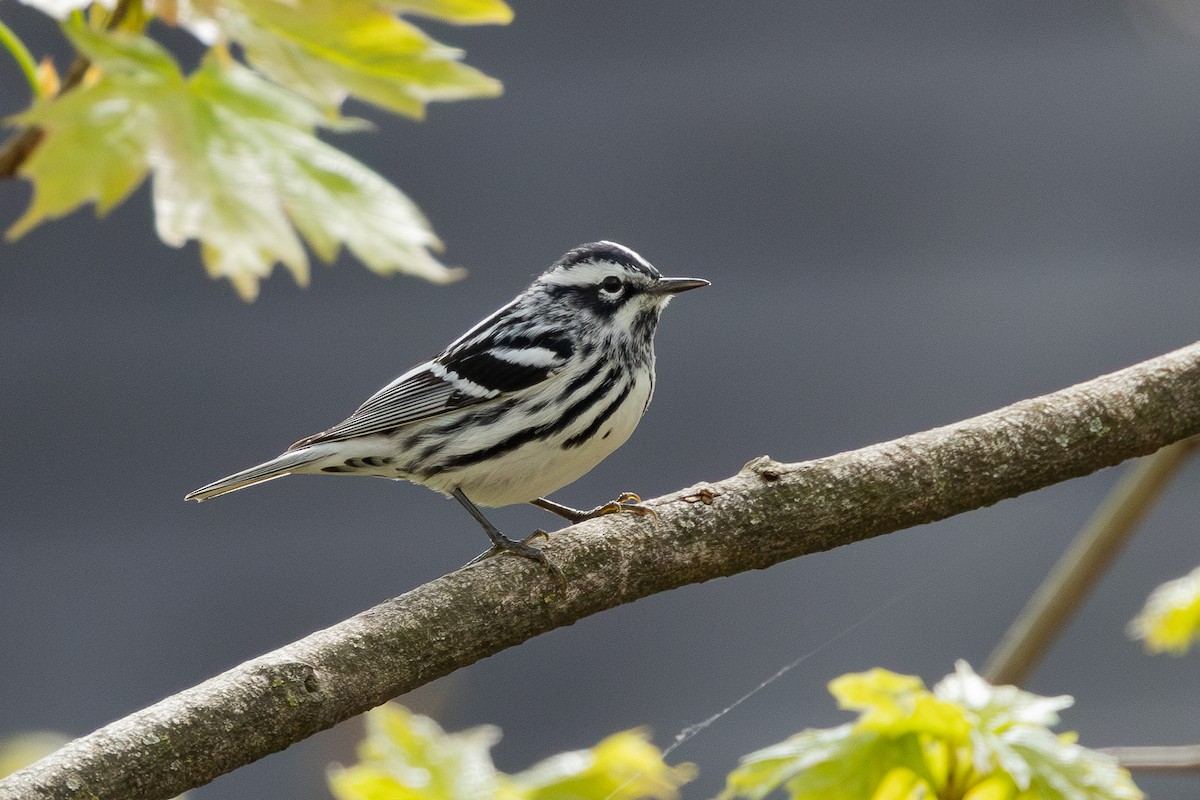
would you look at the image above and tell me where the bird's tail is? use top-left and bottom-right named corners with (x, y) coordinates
top-left (184, 449), bottom-right (324, 502)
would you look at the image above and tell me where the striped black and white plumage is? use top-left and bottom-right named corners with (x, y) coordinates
top-left (186, 241), bottom-right (708, 575)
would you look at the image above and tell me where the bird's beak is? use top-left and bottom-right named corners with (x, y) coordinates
top-left (649, 277), bottom-right (711, 295)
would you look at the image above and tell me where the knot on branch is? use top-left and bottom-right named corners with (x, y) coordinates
top-left (254, 660), bottom-right (324, 710)
top-left (680, 486), bottom-right (719, 505)
top-left (742, 455), bottom-right (785, 483)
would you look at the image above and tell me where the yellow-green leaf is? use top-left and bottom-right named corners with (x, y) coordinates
top-left (721, 726), bottom-right (932, 800)
top-left (179, 0), bottom-right (503, 117)
top-left (933, 662), bottom-right (1073, 756)
top-left (9, 23), bottom-right (459, 300)
top-left (329, 705), bottom-right (501, 800)
top-left (721, 662), bottom-right (1141, 800)
top-left (384, 0), bottom-right (513, 25)
top-left (994, 726), bottom-right (1139, 800)
top-left (830, 669), bottom-right (925, 715)
top-left (0, 733), bottom-right (70, 778)
top-left (5, 24), bottom-right (178, 238)
top-left (830, 668), bottom-right (969, 742)
top-left (1128, 565), bottom-right (1200, 654)
top-left (512, 730), bottom-right (694, 800)
top-left (6, 82), bottom-right (155, 237)
top-left (331, 706), bottom-right (692, 800)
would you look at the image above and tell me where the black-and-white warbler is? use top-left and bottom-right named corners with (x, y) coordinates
top-left (186, 241), bottom-right (708, 579)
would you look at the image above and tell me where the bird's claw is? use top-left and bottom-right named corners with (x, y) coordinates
top-left (523, 528), bottom-right (551, 545)
top-left (463, 531), bottom-right (565, 588)
top-left (585, 492), bottom-right (659, 521)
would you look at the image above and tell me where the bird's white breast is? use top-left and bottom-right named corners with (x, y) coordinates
top-left (419, 370), bottom-right (654, 507)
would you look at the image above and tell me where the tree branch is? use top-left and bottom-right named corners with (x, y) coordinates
top-left (5, 341), bottom-right (1200, 800)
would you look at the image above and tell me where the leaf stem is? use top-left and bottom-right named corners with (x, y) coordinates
top-left (0, 17), bottom-right (41, 98)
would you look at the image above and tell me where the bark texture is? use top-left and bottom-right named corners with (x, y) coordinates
top-left (4, 340), bottom-right (1200, 800)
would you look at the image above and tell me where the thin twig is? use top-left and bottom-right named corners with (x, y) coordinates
top-left (2, 340), bottom-right (1200, 800)
top-left (0, 127), bottom-right (44, 179)
top-left (983, 435), bottom-right (1200, 686)
top-left (1103, 744), bottom-right (1200, 773)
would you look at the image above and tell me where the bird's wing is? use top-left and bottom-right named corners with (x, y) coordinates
top-left (289, 331), bottom-right (574, 449)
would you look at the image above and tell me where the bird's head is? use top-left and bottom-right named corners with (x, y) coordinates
top-left (535, 242), bottom-right (709, 337)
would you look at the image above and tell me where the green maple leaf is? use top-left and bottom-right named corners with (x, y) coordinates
top-left (178, 0), bottom-right (506, 117)
top-left (510, 729), bottom-right (694, 800)
top-left (330, 705), bottom-right (693, 800)
top-left (330, 705), bottom-right (502, 800)
top-left (8, 22), bottom-right (462, 300)
top-left (720, 662), bottom-right (1142, 800)
top-left (5, 23), bottom-right (171, 232)
top-left (721, 725), bottom-right (930, 800)
top-left (934, 663), bottom-right (1140, 800)
top-left (1128, 565), bottom-right (1200, 655)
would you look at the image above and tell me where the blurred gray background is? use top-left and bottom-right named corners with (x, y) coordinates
top-left (2, 1), bottom-right (1200, 797)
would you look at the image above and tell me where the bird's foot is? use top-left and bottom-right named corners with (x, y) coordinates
top-left (464, 530), bottom-right (565, 588)
top-left (549, 492), bottom-right (659, 523)
top-left (594, 491), bottom-right (658, 521)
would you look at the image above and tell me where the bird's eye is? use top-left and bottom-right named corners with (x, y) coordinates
top-left (600, 276), bottom-right (623, 295)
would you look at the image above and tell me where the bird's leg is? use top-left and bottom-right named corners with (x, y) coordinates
top-left (454, 488), bottom-right (565, 586)
top-left (531, 492), bottom-right (659, 524)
